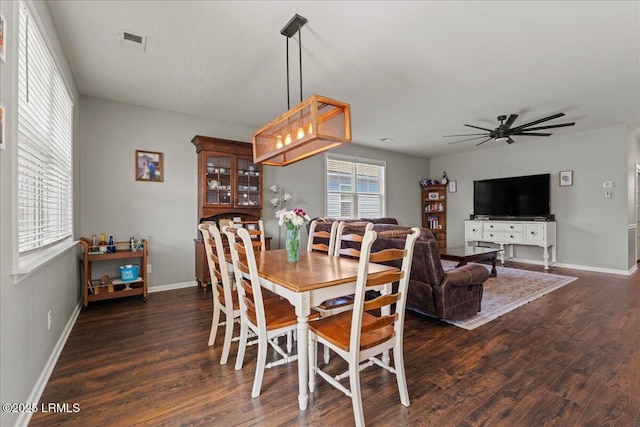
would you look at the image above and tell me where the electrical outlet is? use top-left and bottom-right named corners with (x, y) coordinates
top-left (47, 310), bottom-right (52, 330)
top-left (603, 181), bottom-right (613, 188)
top-left (147, 264), bottom-right (152, 274)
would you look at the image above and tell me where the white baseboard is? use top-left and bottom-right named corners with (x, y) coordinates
top-left (147, 280), bottom-right (198, 293)
top-left (510, 257), bottom-right (633, 276)
top-left (15, 302), bottom-right (82, 427)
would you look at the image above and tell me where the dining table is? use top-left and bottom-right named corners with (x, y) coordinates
top-left (247, 249), bottom-right (400, 410)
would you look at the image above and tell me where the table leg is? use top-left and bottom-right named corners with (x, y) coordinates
top-left (490, 255), bottom-right (497, 277)
top-left (297, 316), bottom-right (309, 410)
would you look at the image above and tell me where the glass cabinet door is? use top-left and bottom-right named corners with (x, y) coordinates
top-left (236, 157), bottom-right (261, 207)
top-left (205, 154), bottom-right (232, 206)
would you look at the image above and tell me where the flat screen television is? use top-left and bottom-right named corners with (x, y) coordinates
top-left (473, 173), bottom-right (551, 219)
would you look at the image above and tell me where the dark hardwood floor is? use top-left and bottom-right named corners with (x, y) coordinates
top-left (30, 262), bottom-right (640, 426)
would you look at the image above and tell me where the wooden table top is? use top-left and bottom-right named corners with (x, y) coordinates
top-left (253, 250), bottom-right (398, 293)
top-left (440, 245), bottom-right (503, 258)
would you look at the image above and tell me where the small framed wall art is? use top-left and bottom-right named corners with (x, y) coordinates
top-left (0, 11), bottom-right (5, 63)
top-left (559, 170), bottom-right (573, 186)
top-left (136, 150), bottom-right (164, 182)
top-left (448, 180), bottom-right (457, 193)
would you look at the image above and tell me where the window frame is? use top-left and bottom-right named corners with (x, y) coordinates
top-left (12, 0), bottom-right (76, 283)
top-left (325, 153), bottom-right (386, 219)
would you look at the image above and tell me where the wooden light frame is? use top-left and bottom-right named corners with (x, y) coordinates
top-left (253, 94), bottom-right (351, 166)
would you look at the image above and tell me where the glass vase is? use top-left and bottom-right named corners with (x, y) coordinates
top-left (285, 227), bottom-right (301, 263)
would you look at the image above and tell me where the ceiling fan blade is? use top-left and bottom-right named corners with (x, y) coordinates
top-left (510, 112), bottom-right (566, 132)
top-left (447, 135), bottom-right (492, 145)
top-left (506, 137), bottom-right (515, 144)
top-left (518, 122), bottom-right (575, 132)
top-left (504, 114), bottom-right (519, 128)
top-left (464, 124), bottom-right (494, 132)
top-left (475, 137), bottom-right (494, 146)
top-left (443, 133), bottom-right (490, 137)
top-left (513, 132), bottom-right (552, 137)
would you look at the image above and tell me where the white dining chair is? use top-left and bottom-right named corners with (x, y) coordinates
top-left (198, 223), bottom-right (240, 365)
top-left (308, 227), bottom-right (420, 427)
top-left (225, 226), bottom-right (319, 398)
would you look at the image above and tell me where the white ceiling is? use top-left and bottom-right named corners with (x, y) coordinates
top-left (47, 1), bottom-right (640, 158)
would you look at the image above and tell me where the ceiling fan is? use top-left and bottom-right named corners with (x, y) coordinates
top-left (445, 113), bottom-right (575, 146)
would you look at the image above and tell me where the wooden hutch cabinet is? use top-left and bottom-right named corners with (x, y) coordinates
top-left (422, 184), bottom-right (447, 250)
top-left (192, 135), bottom-right (268, 289)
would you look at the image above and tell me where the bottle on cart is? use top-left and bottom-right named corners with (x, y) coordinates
top-left (98, 233), bottom-right (108, 253)
top-left (107, 235), bottom-right (116, 253)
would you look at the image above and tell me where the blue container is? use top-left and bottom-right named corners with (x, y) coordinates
top-left (119, 264), bottom-right (139, 282)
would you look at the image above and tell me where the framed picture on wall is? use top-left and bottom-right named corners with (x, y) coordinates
top-left (0, 12), bottom-right (5, 63)
top-left (136, 150), bottom-right (164, 182)
top-left (448, 180), bottom-right (457, 193)
top-left (559, 170), bottom-right (573, 186)
top-left (0, 103), bottom-right (5, 151)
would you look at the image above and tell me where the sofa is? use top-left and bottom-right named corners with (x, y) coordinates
top-left (310, 218), bottom-right (490, 320)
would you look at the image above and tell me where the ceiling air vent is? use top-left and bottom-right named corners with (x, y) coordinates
top-left (119, 30), bottom-right (147, 52)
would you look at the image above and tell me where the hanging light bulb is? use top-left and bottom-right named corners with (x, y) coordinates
top-left (276, 135), bottom-right (283, 149)
top-left (284, 134), bottom-right (292, 145)
top-left (296, 126), bottom-right (305, 140)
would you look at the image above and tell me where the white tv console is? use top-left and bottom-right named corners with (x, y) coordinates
top-left (464, 219), bottom-right (556, 269)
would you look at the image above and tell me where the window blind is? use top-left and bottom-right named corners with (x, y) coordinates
top-left (17, 2), bottom-right (74, 253)
top-left (326, 157), bottom-right (385, 218)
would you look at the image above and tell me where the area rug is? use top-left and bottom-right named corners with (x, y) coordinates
top-left (442, 261), bottom-right (578, 330)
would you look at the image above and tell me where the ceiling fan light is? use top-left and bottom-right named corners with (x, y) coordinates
top-left (494, 137), bottom-right (509, 143)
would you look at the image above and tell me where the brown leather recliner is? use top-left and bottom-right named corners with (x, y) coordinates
top-left (311, 220), bottom-right (489, 320)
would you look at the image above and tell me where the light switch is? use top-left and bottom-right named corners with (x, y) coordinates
top-left (603, 181), bottom-right (613, 188)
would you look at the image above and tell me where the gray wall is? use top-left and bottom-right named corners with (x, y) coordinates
top-left (80, 96), bottom-right (431, 285)
top-left (430, 125), bottom-right (631, 272)
top-left (262, 144), bottom-right (430, 249)
top-left (0, 2), bottom-right (81, 426)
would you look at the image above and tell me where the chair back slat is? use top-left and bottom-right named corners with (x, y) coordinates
top-left (360, 313), bottom-right (398, 334)
top-left (229, 219), bottom-right (266, 251)
top-left (363, 293), bottom-right (400, 312)
top-left (369, 248), bottom-right (406, 263)
top-left (366, 270), bottom-right (403, 288)
top-left (333, 222), bottom-right (373, 259)
top-left (307, 220), bottom-right (339, 255)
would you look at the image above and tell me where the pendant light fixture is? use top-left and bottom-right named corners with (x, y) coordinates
top-left (253, 14), bottom-right (351, 166)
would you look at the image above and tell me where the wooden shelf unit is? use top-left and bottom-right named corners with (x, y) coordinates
top-left (191, 135), bottom-right (266, 290)
top-left (422, 184), bottom-right (447, 250)
top-left (80, 238), bottom-right (148, 308)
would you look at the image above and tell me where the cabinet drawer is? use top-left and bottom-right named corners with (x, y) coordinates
top-left (483, 222), bottom-right (524, 233)
top-left (483, 230), bottom-right (523, 243)
top-left (465, 222), bottom-right (483, 240)
top-left (524, 224), bottom-right (546, 244)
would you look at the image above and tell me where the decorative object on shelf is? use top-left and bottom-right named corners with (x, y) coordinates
top-left (448, 180), bottom-right (457, 193)
top-left (276, 208), bottom-right (310, 262)
top-left (252, 14), bottom-right (351, 166)
top-left (559, 170), bottom-right (573, 186)
top-left (135, 150), bottom-right (164, 182)
top-left (428, 192), bottom-right (439, 200)
top-left (441, 171), bottom-right (449, 185)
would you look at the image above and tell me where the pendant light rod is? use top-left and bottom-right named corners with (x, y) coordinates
top-left (281, 14), bottom-right (307, 108)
